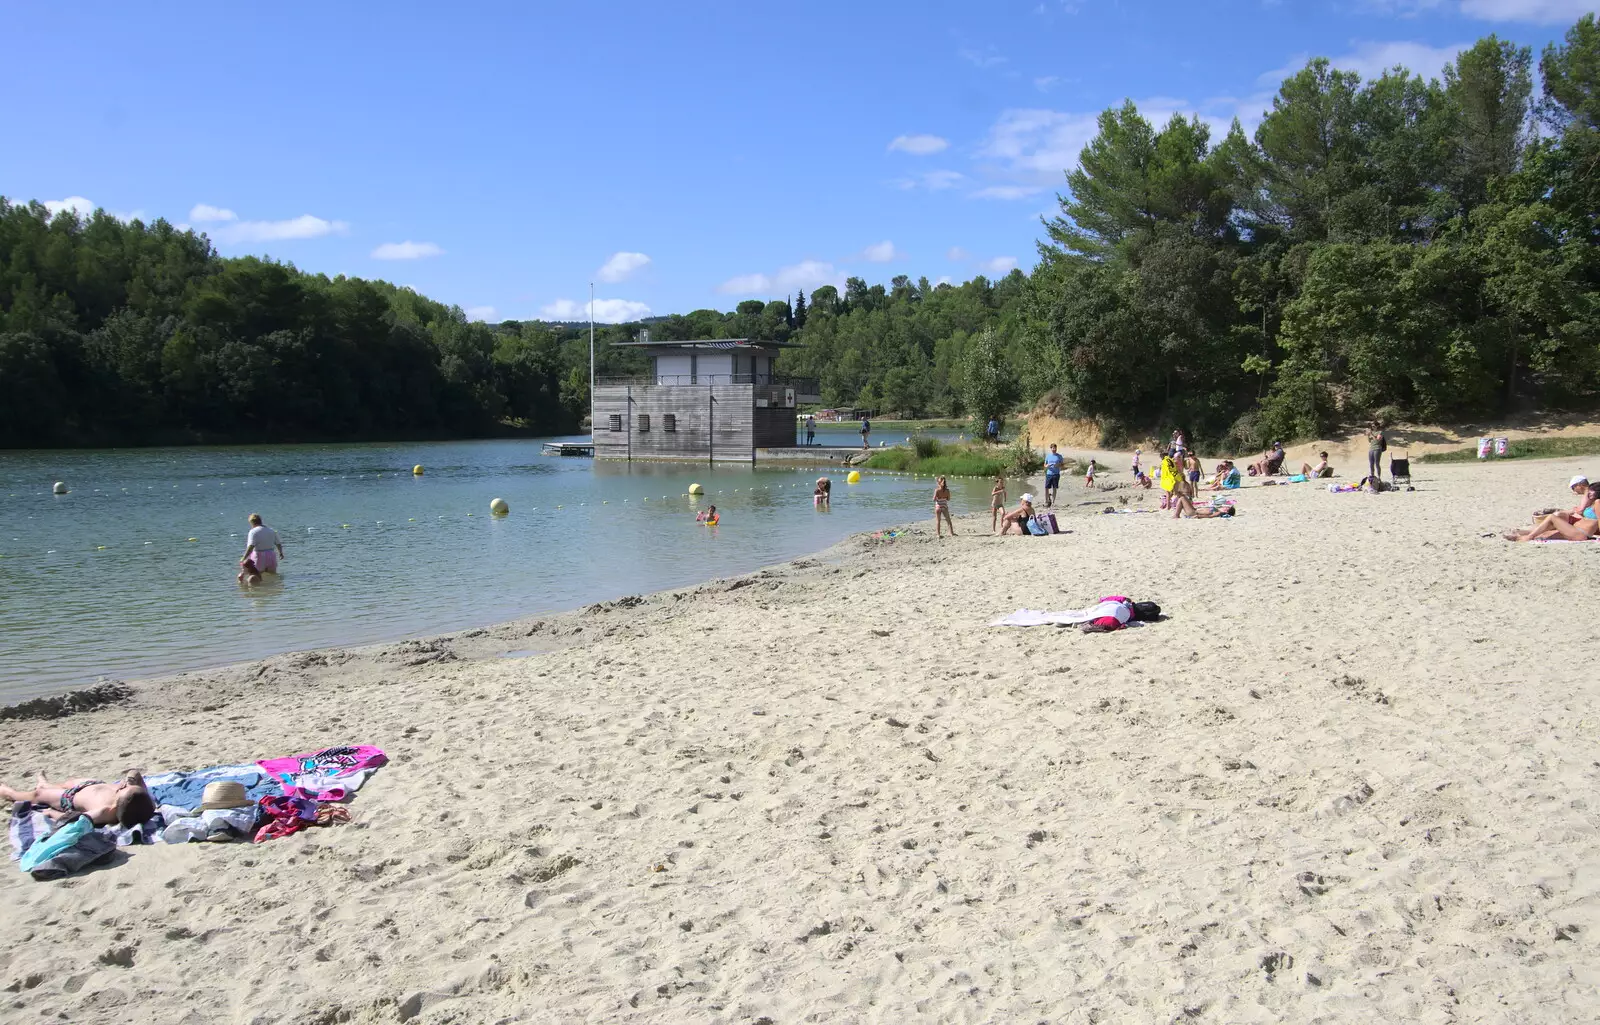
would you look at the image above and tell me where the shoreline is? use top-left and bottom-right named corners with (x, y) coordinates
top-left (5, 458), bottom-right (1600, 1022)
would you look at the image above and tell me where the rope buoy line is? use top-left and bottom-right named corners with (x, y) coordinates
top-left (1, 467), bottom-right (1014, 558)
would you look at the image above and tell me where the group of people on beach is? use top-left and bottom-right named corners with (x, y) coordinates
top-left (1505, 474), bottom-right (1600, 541)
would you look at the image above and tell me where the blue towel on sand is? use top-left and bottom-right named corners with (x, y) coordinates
top-left (145, 763), bottom-right (282, 813)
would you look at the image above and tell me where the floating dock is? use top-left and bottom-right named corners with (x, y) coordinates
top-left (541, 441), bottom-right (595, 457)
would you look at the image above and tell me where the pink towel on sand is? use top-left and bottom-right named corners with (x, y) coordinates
top-left (258, 745), bottom-right (387, 799)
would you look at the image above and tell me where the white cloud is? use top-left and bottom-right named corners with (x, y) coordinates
top-left (717, 260), bottom-right (841, 296)
top-left (892, 169), bottom-right (965, 191)
top-left (539, 298), bottom-right (652, 323)
top-left (935, 275), bottom-right (953, 286)
top-left (371, 240), bottom-right (444, 260)
top-left (596, 251), bottom-right (652, 283)
top-left (980, 256), bottom-right (1019, 276)
top-left (1364, 0), bottom-right (1595, 23)
top-left (858, 240), bottom-right (900, 263)
top-left (40, 197), bottom-right (145, 223)
top-left (1331, 40), bottom-right (1470, 82)
top-left (971, 185), bottom-right (1047, 200)
top-left (1034, 75), bottom-right (1060, 92)
top-left (209, 214), bottom-right (349, 245)
top-left (959, 45), bottom-right (1007, 68)
top-left (975, 99), bottom-right (1234, 194)
top-left (888, 133), bottom-right (950, 155)
top-left (42, 196), bottom-right (96, 218)
top-left (946, 246), bottom-right (971, 261)
top-left (189, 204), bottom-right (237, 223)
top-left (1463, 0), bottom-right (1599, 20)
top-left (466, 305), bottom-right (497, 322)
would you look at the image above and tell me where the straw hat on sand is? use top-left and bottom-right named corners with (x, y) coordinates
top-left (198, 781), bottom-right (252, 810)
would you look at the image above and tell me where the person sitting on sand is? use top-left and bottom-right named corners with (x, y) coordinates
top-left (933, 476), bottom-right (956, 538)
top-left (1250, 442), bottom-right (1286, 477)
top-left (1206, 460), bottom-right (1240, 490)
top-left (813, 477), bottom-right (831, 509)
top-left (1000, 494), bottom-right (1036, 535)
top-left (697, 505), bottom-right (719, 525)
top-left (1506, 479), bottom-right (1599, 542)
top-left (1527, 475), bottom-right (1592, 527)
top-left (989, 474), bottom-right (1007, 532)
top-left (1300, 452), bottom-right (1334, 479)
top-left (0, 768), bottom-right (154, 827)
top-left (238, 513), bottom-right (284, 584)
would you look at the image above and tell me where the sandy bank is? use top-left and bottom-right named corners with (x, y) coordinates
top-left (3, 458), bottom-right (1600, 1023)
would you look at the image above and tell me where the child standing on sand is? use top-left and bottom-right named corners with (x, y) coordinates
top-left (1084, 458), bottom-right (1097, 488)
top-left (933, 476), bottom-right (956, 538)
top-left (989, 475), bottom-right (1007, 533)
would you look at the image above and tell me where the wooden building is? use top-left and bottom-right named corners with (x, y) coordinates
top-left (592, 339), bottom-right (820, 462)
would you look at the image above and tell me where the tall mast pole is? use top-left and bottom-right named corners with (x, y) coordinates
top-left (588, 282), bottom-right (595, 436)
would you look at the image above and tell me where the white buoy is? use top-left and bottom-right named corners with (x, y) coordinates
top-left (490, 498), bottom-right (509, 516)
top-left (52, 482), bottom-right (67, 495)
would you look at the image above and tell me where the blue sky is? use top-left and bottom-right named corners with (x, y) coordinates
top-left (3, 1), bottom-right (1592, 323)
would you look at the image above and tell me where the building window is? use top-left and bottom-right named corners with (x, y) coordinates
top-left (663, 414), bottom-right (677, 433)
top-left (608, 414), bottom-right (623, 432)
top-left (637, 414), bottom-right (650, 433)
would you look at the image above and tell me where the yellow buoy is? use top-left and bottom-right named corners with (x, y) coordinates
top-left (688, 482), bottom-right (704, 495)
top-left (490, 497), bottom-right (509, 516)
top-left (413, 465), bottom-right (424, 475)
top-left (847, 471), bottom-right (861, 484)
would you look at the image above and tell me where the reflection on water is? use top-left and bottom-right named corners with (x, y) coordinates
top-left (0, 438), bottom-right (992, 700)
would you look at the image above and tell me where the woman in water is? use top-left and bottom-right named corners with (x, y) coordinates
top-left (697, 505), bottom-right (720, 526)
top-left (813, 477), bottom-right (831, 509)
top-left (237, 513), bottom-right (284, 584)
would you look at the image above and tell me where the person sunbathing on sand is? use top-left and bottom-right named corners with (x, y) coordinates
top-left (1506, 480), bottom-right (1599, 541)
top-left (1300, 452), bottom-right (1334, 479)
top-left (999, 494), bottom-right (1036, 535)
top-left (1173, 491), bottom-right (1238, 518)
top-left (0, 768), bottom-right (154, 827)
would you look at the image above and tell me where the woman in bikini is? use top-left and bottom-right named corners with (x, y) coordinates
top-left (1506, 479), bottom-right (1600, 541)
top-left (934, 476), bottom-right (956, 538)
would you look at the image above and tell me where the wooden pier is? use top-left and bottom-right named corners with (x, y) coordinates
top-left (541, 441), bottom-right (595, 457)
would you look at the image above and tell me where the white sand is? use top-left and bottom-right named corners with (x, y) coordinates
top-left (3, 457), bottom-right (1600, 1024)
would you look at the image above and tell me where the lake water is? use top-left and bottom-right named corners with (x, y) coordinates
top-left (0, 438), bottom-right (996, 701)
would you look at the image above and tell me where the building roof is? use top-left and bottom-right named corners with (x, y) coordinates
top-left (609, 338), bottom-right (801, 350)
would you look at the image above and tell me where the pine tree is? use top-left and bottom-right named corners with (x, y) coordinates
top-left (793, 288), bottom-right (808, 329)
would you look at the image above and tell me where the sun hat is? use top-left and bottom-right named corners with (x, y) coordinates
top-left (1570, 475), bottom-right (1588, 488)
top-left (1021, 493), bottom-right (1035, 503)
top-left (198, 781), bottom-right (252, 811)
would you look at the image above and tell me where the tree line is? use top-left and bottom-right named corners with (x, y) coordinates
top-left (1019, 14), bottom-right (1600, 448)
top-left (4, 15), bottom-right (1598, 450)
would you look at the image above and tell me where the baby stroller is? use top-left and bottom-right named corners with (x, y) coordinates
top-left (1389, 449), bottom-right (1411, 487)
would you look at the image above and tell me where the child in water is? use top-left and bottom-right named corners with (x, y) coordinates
top-left (697, 505), bottom-right (719, 526)
top-left (989, 474), bottom-right (1007, 533)
top-left (813, 477), bottom-right (831, 508)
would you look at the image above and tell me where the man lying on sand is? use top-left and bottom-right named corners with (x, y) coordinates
top-left (1505, 477), bottom-right (1599, 542)
top-left (0, 768), bottom-right (154, 827)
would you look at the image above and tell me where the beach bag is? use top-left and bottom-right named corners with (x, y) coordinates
top-left (1027, 515), bottom-right (1051, 536)
top-left (1477, 437), bottom-right (1492, 459)
top-left (1132, 601), bottom-right (1161, 621)
top-left (1494, 437), bottom-right (1509, 456)
top-left (1046, 513), bottom-right (1060, 533)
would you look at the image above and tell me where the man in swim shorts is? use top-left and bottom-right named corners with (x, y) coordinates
top-left (0, 769), bottom-right (154, 827)
top-left (1043, 444), bottom-right (1064, 507)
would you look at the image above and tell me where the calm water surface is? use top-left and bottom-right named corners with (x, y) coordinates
top-left (0, 438), bottom-right (994, 701)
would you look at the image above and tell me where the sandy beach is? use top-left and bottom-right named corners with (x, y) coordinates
top-left (4, 456), bottom-right (1600, 1024)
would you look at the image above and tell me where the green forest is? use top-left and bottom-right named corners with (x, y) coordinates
top-left (4, 14), bottom-right (1599, 450)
